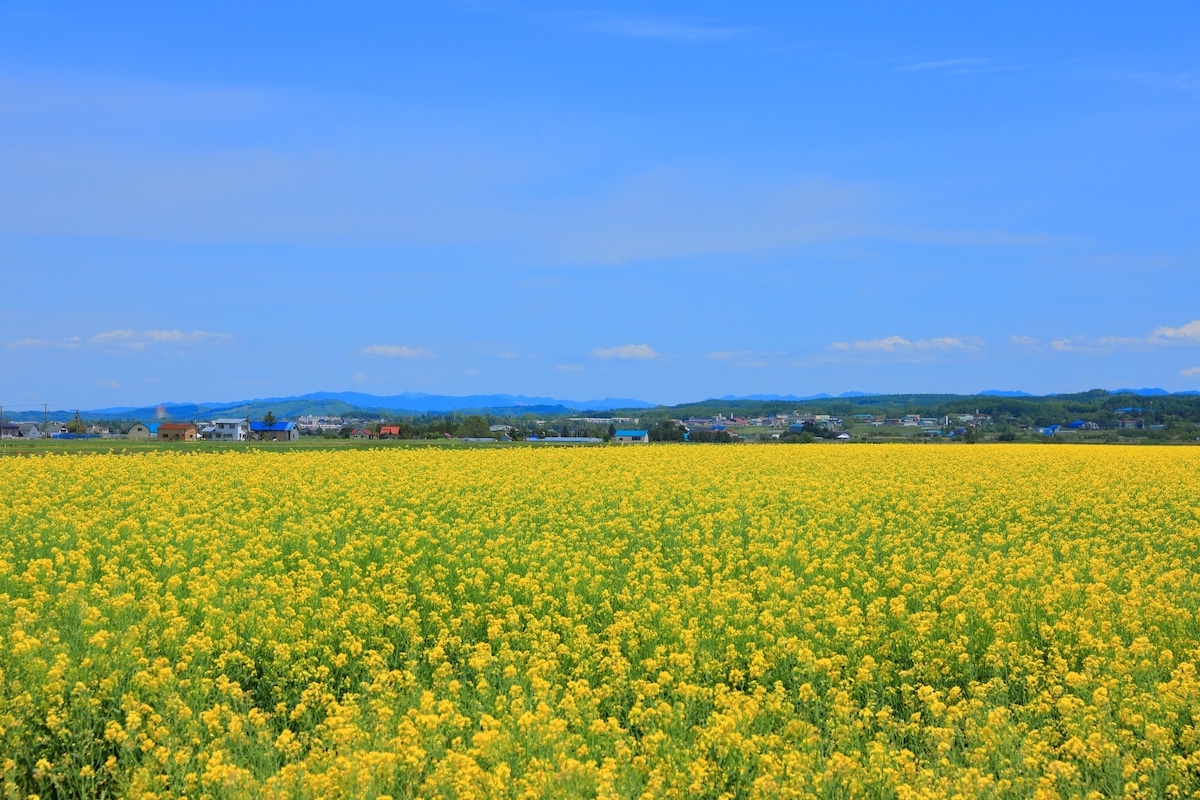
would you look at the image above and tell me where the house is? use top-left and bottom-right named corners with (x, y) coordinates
top-left (42, 422), bottom-right (68, 436)
top-left (126, 422), bottom-right (158, 439)
top-left (836, 432), bottom-right (851, 440)
top-left (209, 418), bottom-right (250, 441)
top-left (378, 425), bottom-right (402, 438)
top-left (250, 421), bottom-right (300, 441)
top-left (158, 423), bottom-right (197, 441)
top-left (0, 422), bottom-right (20, 438)
top-left (17, 423), bottom-right (42, 438)
top-left (612, 429), bottom-right (649, 443)
top-left (350, 428), bottom-right (376, 439)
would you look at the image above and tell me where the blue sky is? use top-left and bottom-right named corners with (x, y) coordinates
top-left (2, 2), bottom-right (1199, 410)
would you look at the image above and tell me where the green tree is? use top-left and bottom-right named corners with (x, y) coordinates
top-left (648, 420), bottom-right (686, 442)
top-left (460, 415), bottom-right (490, 438)
top-left (66, 411), bottom-right (86, 434)
top-left (263, 411), bottom-right (276, 427)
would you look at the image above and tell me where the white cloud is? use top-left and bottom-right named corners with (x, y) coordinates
top-left (1009, 335), bottom-right (1040, 346)
top-left (708, 350), bottom-right (754, 361)
top-left (555, 364), bottom-right (583, 372)
top-left (89, 329), bottom-right (232, 351)
top-left (6, 329), bottom-right (231, 352)
top-left (362, 344), bottom-right (433, 358)
top-left (830, 335), bottom-right (980, 353)
top-left (592, 343), bottom-right (658, 360)
top-left (5, 337), bottom-right (79, 350)
top-left (1151, 320), bottom-right (1200, 343)
top-left (93, 379), bottom-right (120, 389)
top-left (1047, 321), bottom-right (1200, 353)
top-left (1181, 366), bottom-right (1200, 378)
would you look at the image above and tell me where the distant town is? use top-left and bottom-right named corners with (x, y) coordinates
top-left (3, 388), bottom-right (1198, 445)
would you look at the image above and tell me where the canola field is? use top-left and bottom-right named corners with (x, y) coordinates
top-left (2, 445), bottom-right (1200, 799)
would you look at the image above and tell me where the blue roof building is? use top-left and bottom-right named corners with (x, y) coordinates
top-left (612, 429), bottom-right (649, 443)
top-left (250, 421), bottom-right (299, 441)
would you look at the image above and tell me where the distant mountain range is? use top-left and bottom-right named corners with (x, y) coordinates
top-left (718, 391), bottom-right (879, 402)
top-left (77, 391), bottom-right (658, 422)
top-left (7, 387), bottom-right (1199, 423)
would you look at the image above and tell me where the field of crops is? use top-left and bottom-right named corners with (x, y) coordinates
top-left (2, 445), bottom-right (1199, 799)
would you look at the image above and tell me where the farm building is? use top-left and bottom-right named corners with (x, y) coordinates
top-left (158, 423), bottom-right (197, 441)
top-left (126, 422), bottom-right (158, 439)
top-left (250, 421), bottom-right (300, 441)
top-left (378, 425), bottom-right (401, 438)
top-left (612, 429), bottom-right (649, 443)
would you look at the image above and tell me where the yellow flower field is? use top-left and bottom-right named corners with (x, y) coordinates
top-left (2, 445), bottom-right (1200, 799)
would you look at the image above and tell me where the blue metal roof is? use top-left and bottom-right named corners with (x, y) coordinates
top-left (614, 429), bottom-right (648, 436)
top-left (250, 421), bottom-right (296, 432)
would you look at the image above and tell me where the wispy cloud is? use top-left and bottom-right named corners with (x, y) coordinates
top-left (1181, 366), bottom-right (1200, 378)
top-left (897, 58), bottom-right (990, 72)
top-left (91, 329), bottom-right (231, 351)
top-left (1150, 320), bottom-right (1200, 343)
top-left (593, 343), bottom-right (658, 360)
top-left (830, 335), bottom-right (981, 353)
top-left (6, 329), bottom-right (232, 352)
top-left (707, 350), bottom-right (774, 368)
top-left (1050, 336), bottom-right (1143, 353)
top-left (1010, 335), bottom-right (1040, 346)
top-left (362, 344), bottom-right (433, 358)
top-left (1048, 320), bottom-right (1200, 353)
top-left (587, 16), bottom-right (754, 42)
top-left (93, 379), bottom-right (120, 389)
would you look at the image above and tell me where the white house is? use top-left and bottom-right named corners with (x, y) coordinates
top-left (612, 429), bottom-right (650, 443)
top-left (210, 418), bottom-right (250, 441)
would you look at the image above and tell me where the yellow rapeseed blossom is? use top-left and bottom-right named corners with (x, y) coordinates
top-left (1, 444), bottom-right (1199, 797)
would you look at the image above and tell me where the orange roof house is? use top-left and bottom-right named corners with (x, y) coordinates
top-left (157, 423), bottom-right (197, 441)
